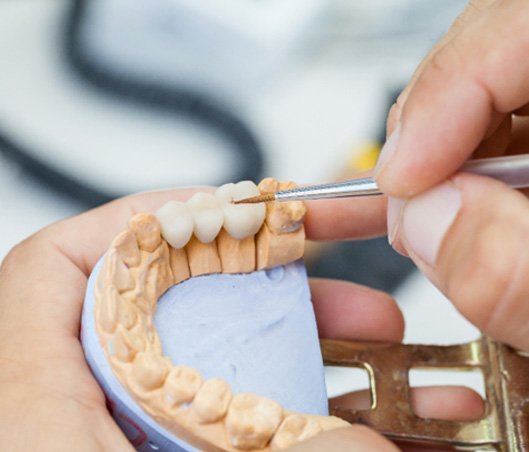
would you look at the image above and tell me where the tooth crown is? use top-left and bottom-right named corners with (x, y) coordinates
top-left (186, 192), bottom-right (224, 244)
top-left (94, 179), bottom-right (348, 451)
top-left (155, 201), bottom-right (194, 249)
top-left (215, 181), bottom-right (266, 240)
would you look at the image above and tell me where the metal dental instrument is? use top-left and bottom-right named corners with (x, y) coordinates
top-left (235, 154), bottom-right (529, 204)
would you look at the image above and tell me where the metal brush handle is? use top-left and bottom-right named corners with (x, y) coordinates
top-left (274, 154), bottom-right (529, 202)
top-left (274, 178), bottom-right (381, 201)
top-left (461, 154), bottom-right (529, 188)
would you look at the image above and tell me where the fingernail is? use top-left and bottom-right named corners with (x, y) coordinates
top-left (387, 197), bottom-right (409, 257)
top-left (401, 182), bottom-right (462, 267)
top-left (387, 197), bottom-right (405, 245)
top-left (375, 122), bottom-right (401, 178)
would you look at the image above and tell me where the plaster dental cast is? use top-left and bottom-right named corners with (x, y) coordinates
top-left (3, 0), bottom-right (529, 449)
top-left (0, 178), bottom-right (482, 452)
top-left (82, 178), bottom-right (345, 451)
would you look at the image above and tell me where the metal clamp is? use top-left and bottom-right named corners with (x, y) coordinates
top-left (322, 336), bottom-right (529, 450)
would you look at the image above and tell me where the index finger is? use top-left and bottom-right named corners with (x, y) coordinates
top-left (376, 0), bottom-right (529, 198)
top-left (304, 195), bottom-right (387, 241)
top-left (387, 0), bottom-right (495, 133)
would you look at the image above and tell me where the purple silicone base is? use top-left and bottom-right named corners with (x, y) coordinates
top-left (82, 257), bottom-right (327, 451)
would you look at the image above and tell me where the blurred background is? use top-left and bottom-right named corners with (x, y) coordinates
top-left (0, 0), bottom-right (484, 402)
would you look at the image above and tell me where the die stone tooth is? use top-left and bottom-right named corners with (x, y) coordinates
top-left (106, 250), bottom-right (134, 293)
top-left (216, 229), bottom-right (255, 274)
top-left (270, 414), bottom-right (322, 450)
top-left (111, 229), bottom-right (141, 267)
top-left (215, 181), bottom-right (266, 240)
top-left (118, 297), bottom-right (138, 330)
top-left (109, 327), bottom-right (144, 362)
top-left (131, 352), bottom-right (169, 391)
top-left (225, 393), bottom-right (283, 450)
top-left (307, 415), bottom-right (350, 430)
top-left (256, 224), bottom-right (305, 270)
top-left (128, 213), bottom-right (162, 252)
top-left (192, 378), bottom-right (232, 424)
top-left (163, 365), bottom-right (203, 407)
top-left (186, 192), bottom-right (224, 244)
top-left (98, 287), bottom-right (119, 334)
top-left (258, 178), bottom-right (306, 234)
top-left (155, 201), bottom-right (194, 249)
top-left (185, 236), bottom-right (221, 277)
top-left (169, 247), bottom-right (190, 284)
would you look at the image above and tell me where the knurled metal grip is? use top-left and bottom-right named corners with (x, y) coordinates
top-left (321, 337), bottom-right (529, 450)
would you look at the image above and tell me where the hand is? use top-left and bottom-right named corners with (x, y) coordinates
top-left (373, 0), bottom-right (529, 353)
top-left (0, 187), bottom-right (482, 451)
top-left (0, 189), bottom-right (199, 451)
top-left (300, 196), bottom-right (483, 451)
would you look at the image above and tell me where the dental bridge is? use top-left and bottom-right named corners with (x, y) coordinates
top-left (88, 178), bottom-right (529, 451)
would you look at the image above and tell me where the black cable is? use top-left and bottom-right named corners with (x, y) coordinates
top-left (0, 130), bottom-right (114, 206)
top-left (0, 0), bottom-right (265, 208)
top-left (63, 0), bottom-right (265, 185)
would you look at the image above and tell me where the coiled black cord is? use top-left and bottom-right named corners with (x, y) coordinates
top-left (0, 0), bottom-right (265, 208)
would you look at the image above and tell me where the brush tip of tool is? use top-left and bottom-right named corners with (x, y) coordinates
top-left (233, 193), bottom-right (276, 204)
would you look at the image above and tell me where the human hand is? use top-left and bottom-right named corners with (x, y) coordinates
top-left (300, 197), bottom-right (484, 451)
top-left (374, 0), bottom-right (529, 352)
top-left (0, 186), bottom-right (483, 451)
top-left (0, 189), bottom-right (208, 451)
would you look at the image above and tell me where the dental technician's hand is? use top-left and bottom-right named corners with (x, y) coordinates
top-left (375, 0), bottom-right (529, 353)
top-left (0, 186), bottom-right (483, 452)
top-left (0, 190), bottom-right (220, 452)
top-left (0, 188), bottom-right (406, 451)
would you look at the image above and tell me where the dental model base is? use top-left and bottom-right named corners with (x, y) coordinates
top-left (82, 178), bottom-right (348, 451)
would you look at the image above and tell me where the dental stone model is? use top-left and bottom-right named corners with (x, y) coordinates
top-left (81, 178), bottom-right (348, 451)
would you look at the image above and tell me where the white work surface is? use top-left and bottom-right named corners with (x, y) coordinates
top-left (0, 0), bottom-right (485, 431)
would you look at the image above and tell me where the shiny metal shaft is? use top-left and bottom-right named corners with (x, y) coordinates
top-left (273, 154), bottom-right (529, 202)
top-left (274, 177), bottom-right (381, 202)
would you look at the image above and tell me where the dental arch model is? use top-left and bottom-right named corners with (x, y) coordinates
top-left (87, 178), bottom-right (348, 451)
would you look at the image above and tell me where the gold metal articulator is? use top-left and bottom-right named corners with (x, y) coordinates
top-left (321, 337), bottom-right (529, 451)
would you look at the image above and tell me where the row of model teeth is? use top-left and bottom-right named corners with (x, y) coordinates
top-left (155, 181), bottom-right (266, 248)
top-left (97, 202), bottom-right (343, 450)
top-left (109, 337), bottom-right (325, 450)
top-left (100, 241), bottom-right (327, 450)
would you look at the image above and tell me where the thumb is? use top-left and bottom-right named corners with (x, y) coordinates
top-left (287, 426), bottom-right (399, 452)
top-left (389, 174), bottom-right (529, 351)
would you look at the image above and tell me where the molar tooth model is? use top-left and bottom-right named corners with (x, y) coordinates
top-left (81, 178), bottom-right (348, 451)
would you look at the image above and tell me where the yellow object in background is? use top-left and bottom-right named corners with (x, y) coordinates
top-left (346, 141), bottom-right (381, 172)
top-left (305, 140), bottom-right (381, 262)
